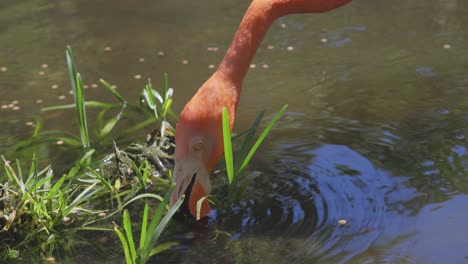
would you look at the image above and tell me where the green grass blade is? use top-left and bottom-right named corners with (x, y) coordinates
top-left (85, 169), bottom-right (113, 191)
top-left (32, 116), bottom-right (43, 138)
top-left (26, 154), bottom-right (38, 189)
top-left (100, 78), bottom-right (126, 103)
top-left (123, 210), bottom-right (137, 261)
top-left (75, 73), bottom-right (90, 148)
top-left (67, 182), bottom-right (98, 211)
top-left (2, 157), bottom-right (24, 193)
top-left (235, 111), bottom-right (264, 171)
top-left (148, 195), bottom-right (183, 256)
top-left (140, 184), bottom-right (175, 260)
top-left (79, 149), bottom-right (95, 165)
top-left (143, 79), bottom-right (159, 119)
top-left (149, 242), bottom-right (178, 257)
top-left (50, 174), bottom-right (68, 194)
top-left (98, 104), bottom-right (126, 139)
top-left (139, 203), bottom-right (149, 252)
top-left (161, 98), bottom-right (172, 118)
top-left (222, 107), bottom-right (234, 184)
top-left (66, 46), bottom-right (90, 149)
top-left (113, 222), bottom-right (133, 264)
top-left (238, 104), bottom-right (287, 175)
top-left (66, 46), bottom-right (77, 92)
top-left (41, 101), bottom-right (118, 112)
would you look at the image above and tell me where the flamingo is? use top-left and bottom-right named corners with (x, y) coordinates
top-left (169, 0), bottom-right (352, 219)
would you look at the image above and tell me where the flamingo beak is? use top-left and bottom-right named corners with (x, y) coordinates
top-left (170, 158), bottom-right (212, 219)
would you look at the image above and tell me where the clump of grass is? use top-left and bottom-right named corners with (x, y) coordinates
top-left (0, 154), bottom-right (103, 261)
top-left (113, 183), bottom-right (184, 264)
top-left (222, 105), bottom-right (287, 201)
top-left (196, 105), bottom-right (287, 219)
top-left (0, 46), bottom-right (181, 262)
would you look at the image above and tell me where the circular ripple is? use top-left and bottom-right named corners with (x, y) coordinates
top-left (206, 143), bottom-right (389, 263)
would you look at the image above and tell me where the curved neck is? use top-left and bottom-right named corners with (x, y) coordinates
top-left (217, 1), bottom-right (277, 84)
top-left (216, 0), bottom-right (351, 87)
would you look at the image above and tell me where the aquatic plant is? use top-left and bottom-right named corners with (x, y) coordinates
top-left (0, 154), bottom-right (102, 261)
top-left (195, 105), bottom-right (287, 219)
top-left (222, 105), bottom-right (287, 200)
top-left (66, 46), bottom-right (90, 149)
top-left (0, 47), bottom-right (180, 262)
top-left (113, 183), bottom-right (184, 264)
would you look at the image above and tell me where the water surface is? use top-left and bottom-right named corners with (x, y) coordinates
top-left (1, 0), bottom-right (468, 263)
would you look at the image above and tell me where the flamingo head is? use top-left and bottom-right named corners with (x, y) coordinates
top-left (170, 76), bottom-right (238, 219)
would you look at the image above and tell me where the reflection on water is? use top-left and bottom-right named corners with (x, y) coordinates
top-left (1, 0), bottom-right (468, 262)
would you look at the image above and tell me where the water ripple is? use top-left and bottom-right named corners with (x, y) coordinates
top-left (206, 143), bottom-right (396, 263)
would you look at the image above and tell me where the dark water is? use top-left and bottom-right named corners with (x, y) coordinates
top-left (1, 0), bottom-right (468, 263)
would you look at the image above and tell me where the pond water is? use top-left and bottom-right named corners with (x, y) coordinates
top-left (1, 0), bottom-right (468, 263)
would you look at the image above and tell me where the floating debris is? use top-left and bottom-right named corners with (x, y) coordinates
top-left (338, 219), bottom-right (348, 225)
top-left (287, 46), bottom-right (294, 51)
top-left (104, 46), bottom-right (112, 51)
top-left (68, 90), bottom-right (73, 95)
top-left (98, 212), bottom-right (107, 217)
top-left (250, 64), bottom-right (256, 69)
top-left (157, 51), bottom-right (165, 56)
top-left (58, 95), bottom-right (66, 100)
top-left (0, 66), bottom-right (7, 72)
top-left (35, 99), bottom-right (44, 104)
top-left (181, 59), bottom-right (189, 65)
top-left (208, 64), bottom-right (215, 69)
top-left (56, 140), bottom-right (64, 145)
top-left (63, 216), bottom-right (71, 222)
top-left (11, 100), bottom-right (19, 105)
top-left (267, 45), bottom-right (274, 50)
top-left (207, 47), bottom-right (219, 52)
top-left (83, 84), bottom-right (89, 89)
top-left (134, 74), bottom-right (142, 79)
top-left (438, 109), bottom-right (449, 115)
top-left (51, 84), bottom-right (59, 89)
top-left (320, 38), bottom-right (328, 43)
top-left (442, 44), bottom-right (451, 49)
top-left (262, 64), bottom-right (269, 69)
top-left (280, 23), bottom-right (286, 28)
top-left (1, 105), bottom-right (8, 109)
top-left (139, 57), bottom-right (145, 62)
top-left (111, 85), bottom-right (117, 89)
top-left (41, 64), bottom-right (49, 69)
top-left (39, 71), bottom-right (45, 75)
top-left (12, 106), bottom-right (20, 111)
top-left (25, 121), bottom-right (34, 126)
top-left (91, 83), bottom-right (98, 88)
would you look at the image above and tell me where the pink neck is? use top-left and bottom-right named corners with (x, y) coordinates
top-left (217, 1), bottom-right (277, 84)
top-left (216, 0), bottom-right (351, 87)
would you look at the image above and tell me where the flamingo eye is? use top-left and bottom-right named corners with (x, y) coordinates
top-left (193, 142), bottom-right (203, 152)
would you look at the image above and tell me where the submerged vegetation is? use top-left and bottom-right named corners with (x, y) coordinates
top-left (0, 47), bottom-right (285, 263)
